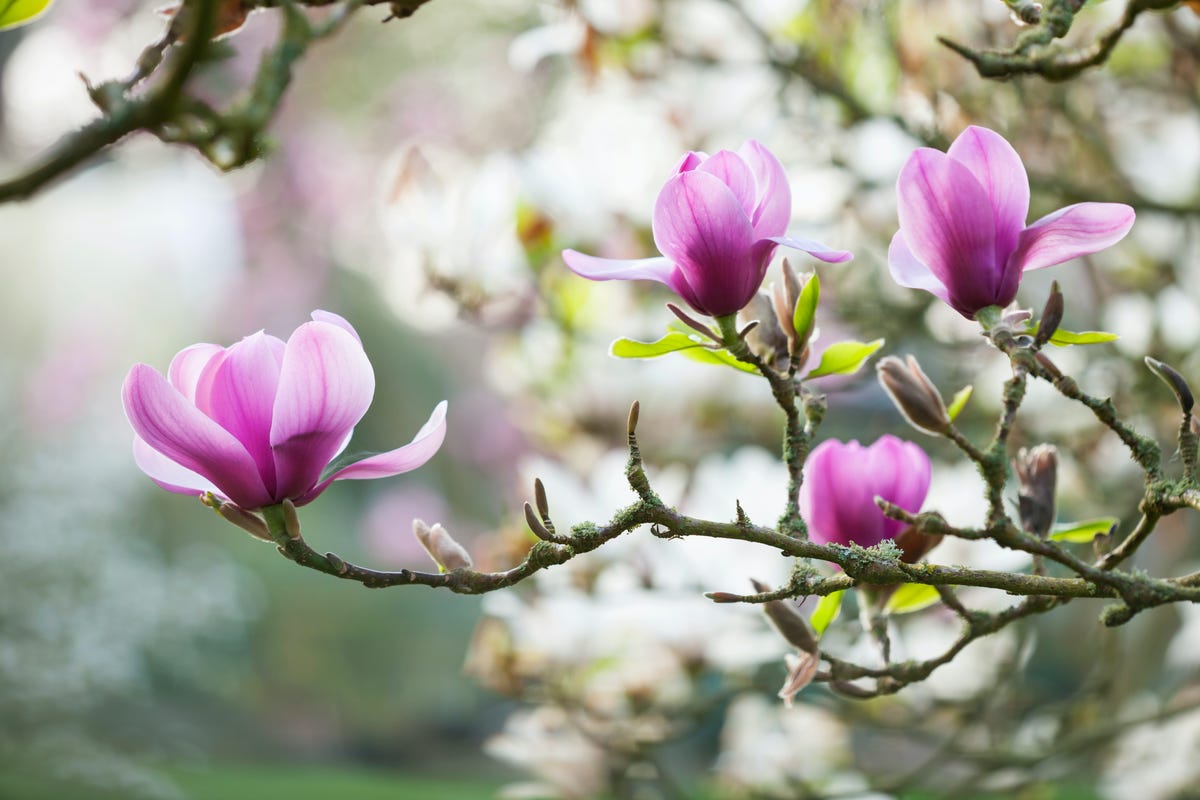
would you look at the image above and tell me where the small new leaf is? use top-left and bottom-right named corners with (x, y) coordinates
top-left (611, 331), bottom-right (703, 359)
top-left (0, 0), bottom-right (53, 29)
top-left (1050, 518), bottom-right (1119, 543)
top-left (883, 583), bottom-right (941, 615)
top-left (680, 346), bottom-right (759, 374)
top-left (806, 339), bottom-right (885, 379)
top-left (810, 589), bottom-right (844, 637)
top-left (947, 385), bottom-right (973, 421)
top-left (792, 271), bottom-right (820, 346)
top-left (1047, 328), bottom-right (1119, 347)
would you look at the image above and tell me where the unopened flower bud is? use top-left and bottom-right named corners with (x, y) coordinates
top-left (1146, 357), bottom-right (1195, 415)
top-left (739, 291), bottom-right (789, 369)
top-left (523, 502), bottom-right (556, 542)
top-left (216, 502), bottom-right (272, 541)
top-left (1009, 0), bottom-right (1042, 25)
top-left (282, 497), bottom-right (302, 539)
top-left (1035, 282), bottom-right (1063, 348)
top-left (877, 355), bottom-right (951, 436)
top-left (751, 579), bottom-right (818, 654)
top-left (1014, 445), bottom-right (1058, 537)
top-left (894, 525), bottom-right (942, 564)
top-left (413, 518), bottom-right (473, 571)
top-left (773, 259), bottom-right (803, 341)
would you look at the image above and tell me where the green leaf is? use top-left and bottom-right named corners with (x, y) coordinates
top-left (612, 327), bottom-right (757, 374)
top-left (680, 346), bottom-right (759, 374)
top-left (883, 584), bottom-right (941, 615)
top-left (0, 0), bottom-right (53, 29)
top-left (806, 338), bottom-right (885, 379)
top-left (809, 589), bottom-right (844, 638)
top-left (1048, 328), bottom-right (1119, 347)
top-left (1050, 518), bottom-right (1118, 543)
top-left (792, 271), bottom-right (820, 342)
top-left (946, 385), bottom-right (973, 421)
top-left (611, 331), bottom-right (704, 359)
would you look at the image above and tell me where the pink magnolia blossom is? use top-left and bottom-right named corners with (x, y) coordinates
top-left (889, 126), bottom-right (1135, 319)
top-left (799, 435), bottom-right (930, 548)
top-left (122, 311), bottom-right (447, 510)
top-left (563, 141), bottom-right (853, 318)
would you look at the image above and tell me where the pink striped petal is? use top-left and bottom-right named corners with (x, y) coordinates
top-left (653, 171), bottom-right (758, 315)
top-left (562, 251), bottom-right (678, 285)
top-left (1010, 202), bottom-right (1135, 274)
top-left (800, 439), bottom-right (880, 547)
top-left (887, 231), bottom-right (952, 306)
top-left (897, 148), bottom-right (1001, 313)
top-left (123, 364), bottom-right (271, 509)
top-left (133, 435), bottom-right (221, 498)
top-left (269, 321), bottom-right (375, 501)
top-left (168, 343), bottom-right (224, 403)
top-left (947, 126), bottom-right (1030, 262)
top-left (738, 140), bottom-right (791, 239)
top-left (311, 310), bottom-right (361, 344)
top-left (766, 236), bottom-right (854, 264)
top-left (697, 149), bottom-right (756, 219)
top-left (200, 331), bottom-right (285, 491)
top-left (295, 401), bottom-right (449, 506)
top-left (672, 151), bottom-right (707, 174)
top-left (866, 435), bottom-right (930, 541)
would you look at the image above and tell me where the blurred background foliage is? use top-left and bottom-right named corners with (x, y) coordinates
top-left (1, 0), bottom-right (1199, 798)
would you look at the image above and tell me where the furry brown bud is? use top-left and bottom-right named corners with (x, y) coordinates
top-left (877, 355), bottom-right (951, 436)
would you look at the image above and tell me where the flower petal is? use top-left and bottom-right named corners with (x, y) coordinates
top-left (765, 236), bottom-right (854, 264)
top-left (311, 310), bottom-right (362, 344)
top-left (561, 251), bottom-right (678, 284)
top-left (897, 148), bottom-right (1003, 314)
top-left (562, 251), bottom-right (711, 314)
top-left (167, 343), bottom-right (224, 402)
top-left (200, 331), bottom-right (285, 493)
top-left (738, 140), bottom-right (791, 239)
top-left (294, 401), bottom-right (449, 506)
top-left (652, 170), bottom-right (758, 316)
top-left (123, 364), bottom-right (271, 509)
top-left (1009, 202), bottom-right (1135, 273)
top-left (866, 435), bottom-right (931, 541)
top-left (269, 320), bottom-right (376, 502)
top-left (132, 435), bottom-right (221, 498)
top-left (946, 126), bottom-right (1030, 262)
top-left (887, 230), bottom-right (952, 306)
top-left (800, 440), bottom-right (881, 547)
top-left (672, 150), bottom-right (707, 174)
top-left (697, 149), bottom-right (756, 219)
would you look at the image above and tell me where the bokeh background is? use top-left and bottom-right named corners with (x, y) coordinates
top-left (2, 1), bottom-right (1200, 798)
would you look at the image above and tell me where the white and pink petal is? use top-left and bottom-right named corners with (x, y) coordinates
top-left (123, 364), bottom-right (271, 509)
top-left (766, 236), bottom-right (854, 264)
top-left (269, 321), bottom-right (376, 501)
top-left (1010, 202), bottom-right (1135, 274)
top-left (561, 251), bottom-right (678, 285)
top-left (132, 435), bottom-right (222, 498)
top-left (199, 331), bottom-right (285, 489)
top-left (946, 126), bottom-right (1030, 260)
top-left (293, 401), bottom-right (448, 506)
top-left (738, 140), bottom-right (792, 240)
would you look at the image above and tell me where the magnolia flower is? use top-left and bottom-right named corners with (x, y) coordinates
top-left (799, 435), bottom-right (930, 547)
top-left (563, 141), bottom-right (852, 318)
top-left (889, 125), bottom-right (1135, 319)
top-left (122, 311), bottom-right (447, 510)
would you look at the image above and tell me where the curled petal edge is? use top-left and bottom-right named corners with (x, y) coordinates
top-left (1010, 202), bottom-right (1136, 274)
top-left (292, 401), bottom-right (449, 505)
top-left (766, 236), bottom-right (854, 264)
top-left (561, 251), bottom-right (678, 285)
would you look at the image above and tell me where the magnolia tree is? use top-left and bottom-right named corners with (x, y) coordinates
top-left (5, 0), bottom-right (1200, 798)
